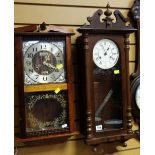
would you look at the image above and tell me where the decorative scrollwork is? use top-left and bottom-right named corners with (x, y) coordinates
top-left (130, 0), bottom-right (140, 22)
top-left (26, 93), bottom-right (67, 131)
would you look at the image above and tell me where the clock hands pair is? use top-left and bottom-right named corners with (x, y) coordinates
top-left (42, 53), bottom-right (63, 71)
top-left (99, 45), bottom-right (115, 62)
top-left (103, 46), bottom-right (110, 56)
top-left (103, 46), bottom-right (115, 61)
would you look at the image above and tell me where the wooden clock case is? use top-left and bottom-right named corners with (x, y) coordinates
top-left (76, 4), bottom-right (137, 151)
top-left (14, 23), bottom-right (78, 143)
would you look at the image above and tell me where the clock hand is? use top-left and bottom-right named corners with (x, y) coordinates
top-left (43, 61), bottom-right (56, 69)
top-left (48, 64), bottom-right (56, 69)
top-left (109, 56), bottom-right (115, 60)
top-left (104, 46), bottom-right (110, 56)
top-left (104, 51), bottom-right (107, 56)
top-left (97, 52), bottom-right (102, 60)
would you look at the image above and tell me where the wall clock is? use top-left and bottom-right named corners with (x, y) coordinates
top-left (131, 76), bottom-right (140, 118)
top-left (15, 23), bottom-right (77, 140)
top-left (77, 4), bottom-right (137, 152)
top-left (130, 0), bottom-right (140, 138)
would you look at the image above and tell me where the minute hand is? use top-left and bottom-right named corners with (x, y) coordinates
top-left (104, 47), bottom-right (110, 56)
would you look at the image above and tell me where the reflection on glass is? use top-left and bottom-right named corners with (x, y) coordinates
top-left (94, 80), bottom-right (123, 132)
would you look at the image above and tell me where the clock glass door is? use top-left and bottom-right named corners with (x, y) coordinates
top-left (92, 38), bottom-right (123, 133)
top-left (25, 90), bottom-right (69, 136)
top-left (21, 35), bottom-right (70, 136)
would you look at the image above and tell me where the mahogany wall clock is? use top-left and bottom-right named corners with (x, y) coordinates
top-left (77, 4), bottom-right (137, 151)
top-left (14, 23), bottom-right (76, 140)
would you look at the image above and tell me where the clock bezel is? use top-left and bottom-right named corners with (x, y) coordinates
top-left (93, 38), bottom-right (120, 70)
top-left (23, 40), bottom-right (65, 84)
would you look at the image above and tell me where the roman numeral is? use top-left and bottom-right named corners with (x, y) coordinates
top-left (57, 60), bottom-right (62, 64)
top-left (33, 48), bottom-right (37, 52)
top-left (28, 68), bottom-right (34, 73)
top-left (110, 56), bottom-right (115, 60)
top-left (43, 76), bottom-right (48, 81)
top-left (35, 74), bottom-right (39, 79)
top-left (50, 74), bottom-right (55, 79)
top-left (56, 53), bottom-right (60, 57)
top-left (27, 53), bottom-right (33, 58)
top-left (26, 61), bottom-right (31, 66)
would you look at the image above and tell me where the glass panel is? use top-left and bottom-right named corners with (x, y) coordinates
top-left (24, 90), bottom-right (69, 135)
top-left (94, 79), bottom-right (123, 132)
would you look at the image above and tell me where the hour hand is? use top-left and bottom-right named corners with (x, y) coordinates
top-left (43, 61), bottom-right (56, 69)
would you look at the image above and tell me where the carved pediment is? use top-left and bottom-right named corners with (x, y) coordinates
top-left (78, 3), bottom-right (136, 33)
top-left (15, 22), bottom-right (74, 35)
top-left (130, 0), bottom-right (140, 22)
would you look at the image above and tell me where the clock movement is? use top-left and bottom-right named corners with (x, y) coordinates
top-left (15, 23), bottom-right (76, 140)
top-left (77, 4), bottom-right (137, 151)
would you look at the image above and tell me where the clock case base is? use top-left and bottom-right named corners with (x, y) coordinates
top-left (15, 131), bottom-right (79, 144)
top-left (90, 140), bottom-right (129, 154)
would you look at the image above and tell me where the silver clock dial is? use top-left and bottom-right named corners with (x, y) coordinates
top-left (24, 42), bottom-right (65, 84)
top-left (93, 39), bottom-right (119, 69)
top-left (135, 85), bottom-right (140, 109)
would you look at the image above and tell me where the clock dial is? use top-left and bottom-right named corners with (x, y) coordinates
top-left (93, 39), bottom-right (119, 69)
top-left (24, 42), bottom-right (65, 84)
top-left (135, 85), bottom-right (140, 109)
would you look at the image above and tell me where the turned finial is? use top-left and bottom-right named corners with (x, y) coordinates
top-left (104, 3), bottom-right (112, 17)
top-left (40, 22), bottom-right (47, 30)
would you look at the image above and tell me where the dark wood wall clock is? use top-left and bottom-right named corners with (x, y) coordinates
top-left (130, 0), bottom-right (140, 137)
top-left (77, 4), bottom-right (137, 152)
top-left (14, 23), bottom-right (77, 141)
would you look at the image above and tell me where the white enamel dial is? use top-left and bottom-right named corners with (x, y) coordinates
top-left (24, 42), bottom-right (65, 84)
top-left (93, 39), bottom-right (119, 69)
top-left (135, 85), bottom-right (140, 109)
